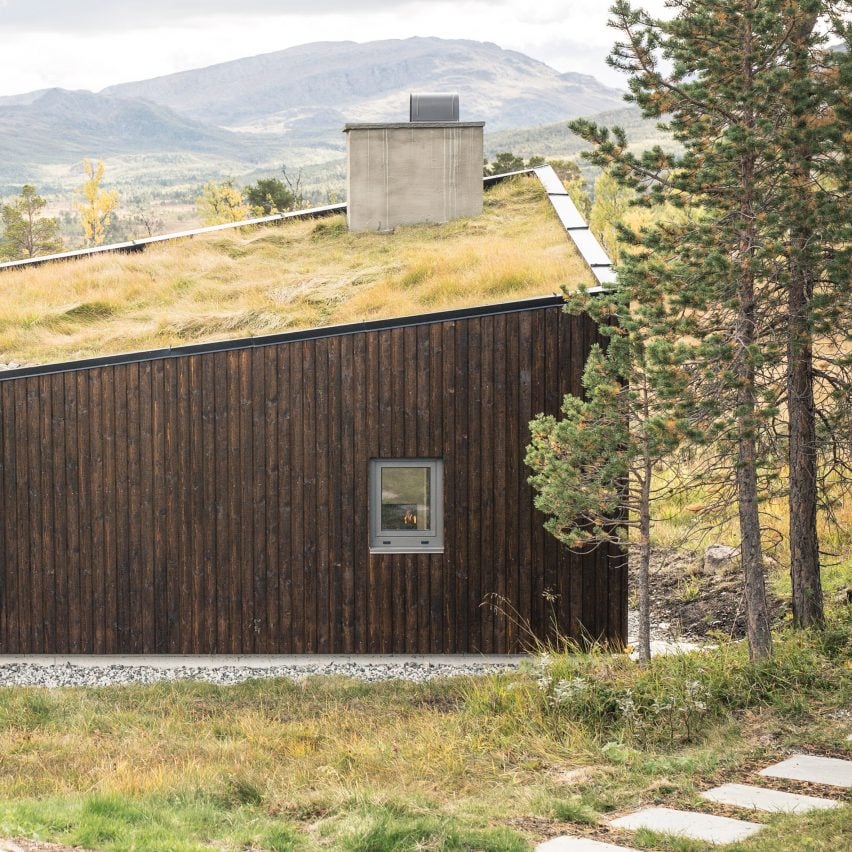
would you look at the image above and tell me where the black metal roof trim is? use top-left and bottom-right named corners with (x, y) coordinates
top-left (0, 295), bottom-right (565, 382)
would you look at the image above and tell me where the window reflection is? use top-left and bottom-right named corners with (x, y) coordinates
top-left (380, 466), bottom-right (431, 531)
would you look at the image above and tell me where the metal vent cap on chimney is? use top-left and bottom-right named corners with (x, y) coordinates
top-left (410, 92), bottom-right (460, 122)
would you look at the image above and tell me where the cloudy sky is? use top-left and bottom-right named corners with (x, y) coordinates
top-left (0, 0), bottom-right (673, 97)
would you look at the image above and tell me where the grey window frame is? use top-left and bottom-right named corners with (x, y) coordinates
top-left (369, 458), bottom-right (444, 554)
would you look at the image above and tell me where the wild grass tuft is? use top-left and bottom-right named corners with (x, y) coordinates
top-left (0, 177), bottom-right (591, 367)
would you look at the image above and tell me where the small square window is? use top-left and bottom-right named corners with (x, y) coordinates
top-left (369, 459), bottom-right (443, 553)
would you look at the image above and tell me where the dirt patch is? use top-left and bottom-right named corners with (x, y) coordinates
top-left (631, 545), bottom-right (786, 641)
top-left (0, 842), bottom-right (86, 852)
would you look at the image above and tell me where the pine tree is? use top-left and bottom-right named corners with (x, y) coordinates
top-left (768, 3), bottom-right (850, 627)
top-left (569, 0), bottom-right (817, 659)
top-left (567, 0), bottom-right (851, 656)
top-left (1, 184), bottom-right (62, 260)
top-left (527, 285), bottom-right (690, 663)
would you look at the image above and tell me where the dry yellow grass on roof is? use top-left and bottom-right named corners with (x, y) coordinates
top-left (0, 176), bottom-right (593, 368)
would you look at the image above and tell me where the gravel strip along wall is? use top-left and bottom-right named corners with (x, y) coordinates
top-left (0, 660), bottom-right (520, 688)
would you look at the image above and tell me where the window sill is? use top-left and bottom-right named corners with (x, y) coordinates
top-left (369, 547), bottom-right (445, 555)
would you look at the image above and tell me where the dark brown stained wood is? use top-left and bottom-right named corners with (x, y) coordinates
top-left (454, 320), bottom-right (469, 652)
top-left (25, 378), bottom-right (42, 653)
top-left (150, 361), bottom-right (167, 652)
top-left (479, 315), bottom-right (495, 654)
top-left (315, 340), bottom-right (330, 654)
top-left (441, 321), bottom-right (456, 653)
top-left (428, 322), bottom-right (443, 653)
top-left (113, 367), bottom-right (130, 652)
top-left (339, 333), bottom-right (355, 653)
top-left (39, 375), bottom-right (56, 652)
top-left (467, 317), bottom-right (482, 652)
top-left (0, 385), bottom-right (6, 651)
top-left (390, 327), bottom-right (405, 654)
top-left (492, 313), bottom-right (508, 652)
top-left (327, 335), bottom-right (343, 652)
top-left (403, 325), bottom-right (418, 653)
top-left (377, 330), bottom-right (393, 654)
top-left (264, 346), bottom-right (280, 653)
top-left (250, 349), bottom-right (267, 652)
top-left (289, 345), bottom-right (305, 654)
top-left (188, 356), bottom-right (204, 654)
top-left (237, 350), bottom-right (254, 653)
top-left (362, 330), bottom-right (379, 653)
top-left (212, 352), bottom-right (229, 653)
top-left (517, 313), bottom-right (533, 647)
top-left (88, 369), bottom-right (105, 652)
top-left (201, 354), bottom-right (216, 654)
top-left (301, 340), bottom-right (318, 653)
top-left (1, 384), bottom-right (18, 651)
top-left (225, 352), bottom-right (241, 653)
top-left (504, 314), bottom-right (520, 651)
top-left (0, 304), bottom-right (625, 655)
top-left (276, 344), bottom-right (292, 654)
top-left (415, 324), bottom-right (430, 654)
top-left (136, 362), bottom-right (154, 652)
top-left (353, 331), bottom-right (370, 653)
top-left (102, 368), bottom-right (118, 653)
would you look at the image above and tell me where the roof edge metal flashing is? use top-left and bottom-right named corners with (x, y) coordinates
top-left (0, 294), bottom-right (565, 382)
top-left (2, 174), bottom-right (520, 273)
top-left (531, 164), bottom-right (615, 290)
top-left (0, 202), bottom-right (347, 273)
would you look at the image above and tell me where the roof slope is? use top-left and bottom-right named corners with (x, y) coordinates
top-left (0, 176), bottom-right (594, 369)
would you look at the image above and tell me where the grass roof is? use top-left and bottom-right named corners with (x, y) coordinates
top-left (0, 176), bottom-right (592, 367)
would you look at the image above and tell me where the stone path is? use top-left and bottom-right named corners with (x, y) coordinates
top-left (611, 807), bottom-right (763, 844)
top-left (536, 752), bottom-right (850, 849)
top-left (701, 782), bottom-right (841, 813)
top-left (537, 839), bottom-right (637, 851)
top-left (760, 753), bottom-right (852, 788)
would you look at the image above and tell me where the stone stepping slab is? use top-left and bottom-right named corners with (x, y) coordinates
top-left (760, 754), bottom-right (852, 788)
top-left (610, 807), bottom-right (763, 844)
top-left (701, 782), bottom-right (841, 813)
top-left (536, 838), bottom-right (636, 851)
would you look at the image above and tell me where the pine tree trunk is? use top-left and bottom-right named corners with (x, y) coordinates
top-left (637, 474), bottom-right (652, 665)
top-left (788, 254), bottom-right (823, 627)
top-left (735, 13), bottom-right (773, 661)
top-left (637, 380), bottom-right (652, 665)
top-left (736, 432), bottom-right (774, 660)
top-left (786, 9), bottom-right (824, 628)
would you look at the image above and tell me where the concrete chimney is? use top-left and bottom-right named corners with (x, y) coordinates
top-left (344, 94), bottom-right (484, 232)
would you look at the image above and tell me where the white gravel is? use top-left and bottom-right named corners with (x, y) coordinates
top-left (0, 660), bottom-right (521, 688)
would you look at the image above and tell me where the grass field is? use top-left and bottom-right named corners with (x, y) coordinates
top-left (0, 608), bottom-right (849, 850)
top-left (0, 177), bottom-right (591, 368)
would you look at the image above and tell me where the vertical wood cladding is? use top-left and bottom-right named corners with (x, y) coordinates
top-left (0, 302), bottom-right (626, 654)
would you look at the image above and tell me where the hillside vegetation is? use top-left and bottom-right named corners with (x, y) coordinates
top-left (0, 177), bottom-right (592, 367)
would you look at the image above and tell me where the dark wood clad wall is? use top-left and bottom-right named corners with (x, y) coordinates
top-left (0, 304), bottom-right (627, 654)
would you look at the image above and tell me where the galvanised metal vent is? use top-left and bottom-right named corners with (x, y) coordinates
top-left (409, 92), bottom-right (460, 122)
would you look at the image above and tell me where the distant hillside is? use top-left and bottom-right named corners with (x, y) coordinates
top-left (0, 88), bottom-right (276, 164)
top-left (485, 107), bottom-right (676, 160)
top-left (103, 37), bottom-right (626, 133)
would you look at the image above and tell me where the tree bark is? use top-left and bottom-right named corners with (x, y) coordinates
top-left (735, 8), bottom-right (773, 660)
top-left (637, 377), bottom-right (652, 664)
top-left (786, 9), bottom-right (824, 628)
